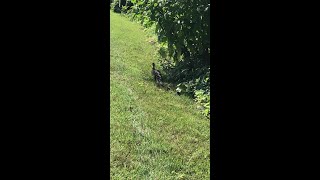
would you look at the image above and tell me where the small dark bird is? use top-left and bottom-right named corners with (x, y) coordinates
top-left (151, 63), bottom-right (163, 85)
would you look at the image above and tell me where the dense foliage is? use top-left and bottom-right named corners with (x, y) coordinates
top-left (111, 0), bottom-right (211, 118)
top-left (111, 0), bottom-right (134, 13)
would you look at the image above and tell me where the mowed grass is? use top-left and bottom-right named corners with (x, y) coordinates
top-left (110, 11), bottom-right (210, 179)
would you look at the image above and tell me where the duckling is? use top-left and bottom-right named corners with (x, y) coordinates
top-left (151, 63), bottom-right (162, 85)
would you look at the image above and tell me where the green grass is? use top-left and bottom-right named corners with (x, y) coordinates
top-left (110, 11), bottom-right (210, 179)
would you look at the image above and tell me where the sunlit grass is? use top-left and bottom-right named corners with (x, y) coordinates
top-left (110, 11), bottom-right (210, 179)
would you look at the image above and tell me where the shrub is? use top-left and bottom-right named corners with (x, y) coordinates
top-left (111, 0), bottom-right (134, 13)
top-left (128, 0), bottom-right (211, 118)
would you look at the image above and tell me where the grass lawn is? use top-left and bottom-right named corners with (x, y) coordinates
top-left (110, 11), bottom-right (210, 179)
